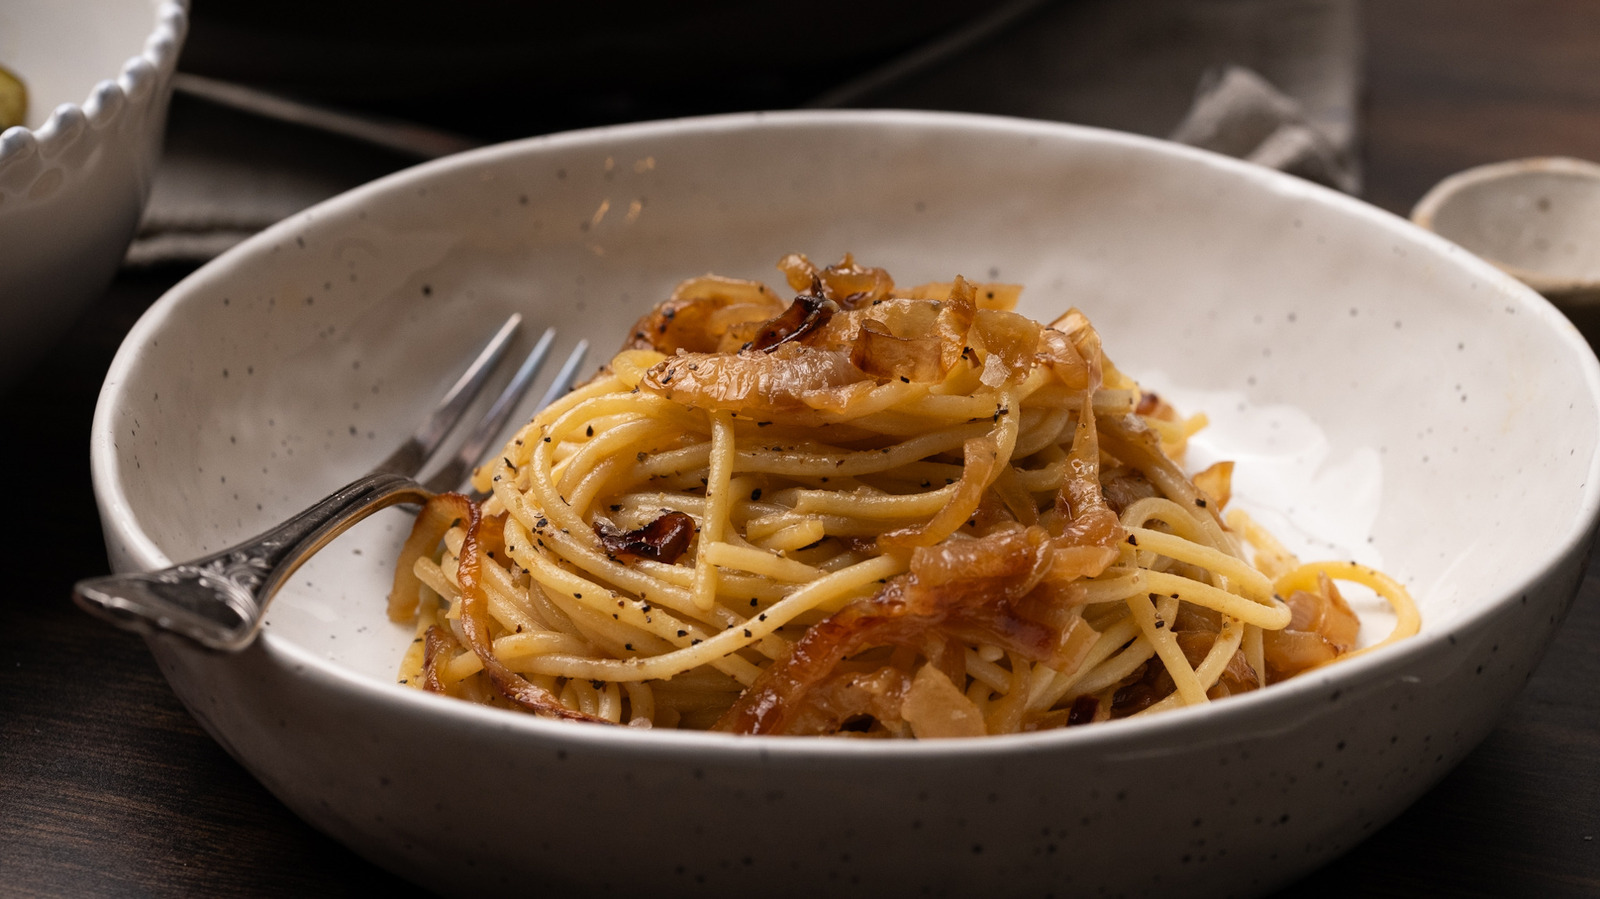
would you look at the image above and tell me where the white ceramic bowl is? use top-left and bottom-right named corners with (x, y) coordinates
top-left (0, 0), bottom-right (186, 385)
top-left (92, 112), bottom-right (1600, 898)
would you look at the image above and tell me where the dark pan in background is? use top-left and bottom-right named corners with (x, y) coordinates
top-left (178, 1), bottom-right (999, 137)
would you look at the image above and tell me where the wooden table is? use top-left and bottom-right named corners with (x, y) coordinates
top-left (3, 1), bottom-right (1596, 895)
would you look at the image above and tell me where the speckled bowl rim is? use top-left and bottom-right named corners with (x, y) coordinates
top-left (92, 109), bottom-right (1600, 761)
top-left (1410, 155), bottom-right (1600, 300)
top-left (0, 0), bottom-right (188, 186)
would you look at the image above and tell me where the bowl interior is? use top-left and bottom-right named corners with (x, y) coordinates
top-left (0, 0), bottom-right (158, 129)
top-left (97, 113), bottom-right (1600, 696)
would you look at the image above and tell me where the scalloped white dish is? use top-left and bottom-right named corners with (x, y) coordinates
top-left (0, 0), bottom-right (186, 385)
top-left (92, 112), bottom-right (1600, 898)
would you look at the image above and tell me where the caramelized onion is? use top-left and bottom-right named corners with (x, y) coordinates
top-left (778, 252), bottom-right (896, 309)
top-left (1050, 319), bottom-right (1124, 553)
top-left (640, 343), bottom-right (872, 418)
top-left (594, 511), bottom-right (696, 563)
top-left (631, 265), bottom-right (986, 416)
top-left (1066, 694), bottom-right (1099, 726)
top-left (1136, 390), bottom-right (1180, 421)
top-left (783, 666), bottom-right (912, 736)
top-left (420, 625), bottom-right (457, 694)
top-left (878, 431), bottom-right (1007, 549)
top-left (1035, 327), bottom-right (1090, 391)
top-left (1191, 461), bottom-right (1234, 512)
top-left (1211, 649), bottom-right (1260, 698)
top-left (904, 280), bottom-right (1023, 311)
top-left (848, 319), bottom-right (946, 383)
top-left (445, 493), bottom-right (609, 723)
top-left (624, 275), bottom-right (786, 354)
top-left (832, 289), bottom-right (976, 381)
top-left (715, 525), bottom-right (1094, 735)
top-left (972, 309), bottom-right (1042, 387)
top-left (388, 493), bottom-right (468, 621)
top-left (901, 664), bottom-right (986, 738)
top-left (1262, 574), bottom-right (1361, 682)
top-left (746, 289), bottom-right (838, 352)
top-left (1099, 414), bottom-right (1223, 526)
top-left (1100, 467), bottom-right (1160, 515)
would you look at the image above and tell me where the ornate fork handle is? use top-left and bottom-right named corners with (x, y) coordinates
top-left (76, 319), bottom-right (585, 652)
top-left (76, 472), bottom-right (430, 652)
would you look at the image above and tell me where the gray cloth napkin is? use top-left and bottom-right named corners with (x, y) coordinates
top-left (1170, 65), bottom-right (1359, 193)
top-left (125, 93), bottom-right (409, 267)
top-left (127, 0), bottom-right (1359, 268)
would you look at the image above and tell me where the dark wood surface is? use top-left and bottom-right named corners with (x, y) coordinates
top-left (3, 1), bottom-right (1598, 896)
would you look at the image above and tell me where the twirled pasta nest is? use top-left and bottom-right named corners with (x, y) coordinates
top-left (388, 253), bottom-right (1418, 737)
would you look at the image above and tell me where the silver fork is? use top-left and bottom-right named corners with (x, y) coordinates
top-left (73, 315), bottom-right (589, 652)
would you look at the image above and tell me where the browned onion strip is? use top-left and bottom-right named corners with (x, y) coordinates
top-left (934, 278), bottom-right (979, 372)
top-left (594, 510), bottom-right (696, 563)
top-left (746, 289), bottom-right (838, 352)
top-left (901, 663), bottom-right (986, 738)
top-left (1088, 317), bottom-right (1217, 527)
top-left (848, 319), bottom-right (946, 383)
top-left (878, 431), bottom-right (1006, 550)
top-left (421, 625), bottom-right (457, 694)
top-left (1136, 390), bottom-right (1180, 420)
top-left (1099, 414), bottom-right (1224, 527)
top-left (840, 292), bottom-right (973, 380)
top-left (388, 493), bottom-right (470, 621)
top-left (971, 309), bottom-right (1043, 386)
top-left (715, 526), bottom-right (1069, 735)
top-left (1035, 328), bottom-right (1090, 391)
top-left (625, 274), bottom-right (786, 354)
top-left (1050, 317), bottom-right (1123, 553)
top-left (783, 666), bottom-right (912, 736)
top-left (777, 253), bottom-right (818, 293)
top-left (1192, 461), bottom-right (1234, 511)
top-left (1213, 647), bottom-right (1260, 697)
top-left (1262, 573), bottom-right (1361, 683)
top-left (640, 343), bottom-right (872, 419)
top-left (778, 252), bottom-right (896, 309)
top-left (449, 494), bottom-right (609, 723)
top-left (1171, 607), bottom-right (1259, 699)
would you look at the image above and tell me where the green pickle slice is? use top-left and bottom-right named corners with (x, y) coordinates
top-left (0, 64), bottom-right (27, 129)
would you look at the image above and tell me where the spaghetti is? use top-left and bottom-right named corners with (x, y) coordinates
top-left (388, 254), bottom-right (1420, 736)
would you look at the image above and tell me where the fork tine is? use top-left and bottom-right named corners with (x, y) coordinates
top-left (422, 337), bottom-right (590, 494)
top-left (421, 327), bottom-right (556, 493)
top-left (533, 339), bottom-right (590, 416)
top-left (373, 313), bottom-right (521, 477)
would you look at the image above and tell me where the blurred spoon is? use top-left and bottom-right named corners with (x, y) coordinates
top-left (173, 72), bottom-right (482, 160)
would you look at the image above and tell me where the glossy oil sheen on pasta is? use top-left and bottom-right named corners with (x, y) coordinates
top-left (386, 254), bottom-right (1419, 736)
